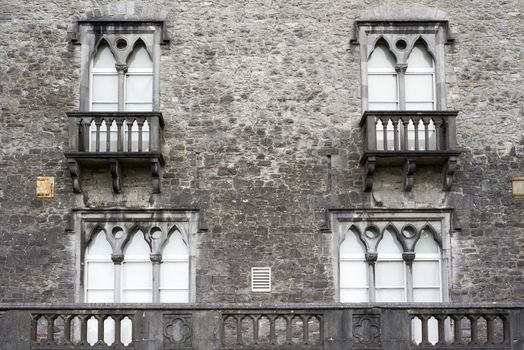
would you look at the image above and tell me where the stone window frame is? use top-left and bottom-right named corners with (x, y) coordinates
top-left (71, 209), bottom-right (200, 303)
top-left (352, 13), bottom-right (455, 112)
top-left (330, 209), bottom-right (453, 303)
top-left (71, 20), bottom-right (169, 112)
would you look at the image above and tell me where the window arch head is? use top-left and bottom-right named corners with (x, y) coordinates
top-left (90, 42), bottom-right (118, 112)
top-left (86, 230), bottom-right (112, 257)
top-left (368, 41), bottom-right (398, 111)
top-left (340, 228), bottom-right (366, 257)
top-left (368, 40), bottom-right (396, 70)
top-left (377, 228), bottom-right (403, 255)
top-left (415, 227), bottom-right (440, 254)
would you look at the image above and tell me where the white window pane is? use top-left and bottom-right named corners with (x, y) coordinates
top-left (377, 230), bottom-right (403, 255)
top-left (125, 103), bottom-right (153, 111)
top-left (376, 288), bottom-right (404, 302)
top-left (340, 231), bottom-right (366, 256)
top-left (86, 290), bottom-right (114, 303)
top-left (124, 231), bottom-right (150, 255)
top-left (368, 44), bottom-right (396, 69)
top-left (375, 261), bottom-right (404, 287)
top-left (413, 261), bottom-right (440, 286)
top-left (91, 103), bottom-right (118, 112)
top-left (122, 290), bottom-right (153, 303)
top-left (126, 75), bottom-right (152, 102)
top-left (87, 318), bottom-right (98, 345)
top-left (413, 288), bottom-right (441, 302)
top-left (160, 262), bottom-right (189, 289)
top-left (160, 289), bottom-right (189, 303)
top-left (405, 74), bottom-right (434, 101)
top-left (340, 288), bottom-right (368, 303)
top-left (104, 318), bottom-right (115, 346)
top-left (406, 102), bottom-right (434, 111)
top-left (93, 45), bottom-right (117, 70)
top-left (92, 75), bottom-right (118, 102)
top-left (369, 102), bottom-right (398, 110)
top-left (86, 232), bottom-right (112, 256)
top-left (162, 232), bottom-right (189, 257)
top-left (406, 44), bottom-right (434, 70)
top-left (122, 262), bottom-right (152, 289)
top-left (340, 261), bottom-right (367, 288)
top-left (127, 45), bottom-right (152, 69)
top-left (415, 230), bottom-right (440, 254)
top-left (87, 262), bottom-right (114, 289)
top-left (121, 317), bottom-right (133, 346)
top-left (368, 74), bottom-right (398, 102)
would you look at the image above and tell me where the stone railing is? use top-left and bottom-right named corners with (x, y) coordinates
top-left (63, 112), bottom-right (165, 193)
top-left (358, 111), bottom-right (461, 192)
top-left (0, 303), bottom-right (523, 350)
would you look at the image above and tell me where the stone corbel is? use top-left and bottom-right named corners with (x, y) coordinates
top-left (365, 252), bottom-right (378, 264)
top-left (364, 156), bottom-right (376, 192)
top-left (67, 158), bottom-right (82, 193)
top-left (109, 159), bottom-right (122, 193)
top-left (402, 252), bottom-right (416, 265)
top-left (151, 158), bottom-right (161, 193)
top-left (403, 158), bottom-right (417, 192)
top-left (443, 156), bottom-right (458, 191)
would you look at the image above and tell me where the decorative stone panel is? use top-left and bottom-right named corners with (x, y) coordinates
top-left (163, 314), bottom-right (193, 349)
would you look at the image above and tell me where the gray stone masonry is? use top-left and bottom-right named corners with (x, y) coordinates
top-left (0, 0), bottom-right (523, 305)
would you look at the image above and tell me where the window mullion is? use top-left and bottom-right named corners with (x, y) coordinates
top-left (114, 259), bottom-right (122, 303)
top-left (116, 64), bottom-right (126, 112)
top-left (151, 254), bottom-right (161, 303)
top-left (397, 66), bottom-right (406, 110)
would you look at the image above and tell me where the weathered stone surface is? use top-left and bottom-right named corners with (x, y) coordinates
top-left (0, 0), bottom-right (522, 304)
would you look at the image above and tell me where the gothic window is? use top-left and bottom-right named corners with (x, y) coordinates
top-left (332, 210), bottom-right (451, 304)
top-left (84, 231), bottom-right (114, 302)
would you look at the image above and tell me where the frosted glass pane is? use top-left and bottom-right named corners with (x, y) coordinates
top-left (125, 103), bottom-right (153, 111)
top-left (123, 262), bottom-right (152, 288)
top-left (369, 102), bottom-right (398, 110)
top-left (405, 75), bottom-right (433, 101)
top-left (163, 232), bottom-right (189, 257)
top-left (93, 45), bottom-right (116, 69)
top-left (406, 102), bottom-right (434, 110)
top-left (124, 231), bottom-right (150, 255)
top-left (415, 230), bottom-right (440, 254)
top-left (340, 288), bottom-right (368, 303)
top-left (160, 289), bottom-right (189, 303)
top-left (122, 290), bottom-right (153, 303)
top-left (376, 288), bottom-right (404, 302)
top-left (87, 262), bottom-right (114, 288)
top-left (127, 45), bottom-right (152, 69)
top-left (340, 231), bottom-right (366, 256)
top-left (92, 75), bottom-right (118, 101)
top-left (126, 75), bottom-right (152, 102)
top-left (86, 290), bottom-right (114, 303)
top-left (368, 75), bottom-right (397, 101)
top-left (407, 44), bottom-right (434, 69)
top-left (86, 232), bottom-right (112, 256)
top-left (413, 288), bottom-right (441, 302)
top-left (91, 103), bottom-right (118, 112)
top-left (160, 262), bottom-right (189, 288)
top-left (376, 261), bottom-right (404, 286)
top-left (377, 230), bottom-right (403, 255)
top-left (413, 261), bottom-right (440, 286)
top-left (368, 44), bottom-right (396, 69)
top-left (340, 261), bottom-right (367, 287)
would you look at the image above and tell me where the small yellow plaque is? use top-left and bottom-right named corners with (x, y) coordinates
top-left (36, 176), bottom-right (55, 199)
top-left (512, 177), bottom-right (524, 199)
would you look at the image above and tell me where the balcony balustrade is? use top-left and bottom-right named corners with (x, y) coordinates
top-left (64, 112), bottom-right (165, 193)
top-left (0, 303), bottom-right (522, 350)
top-left (359, 111), bottom-right (460, 192)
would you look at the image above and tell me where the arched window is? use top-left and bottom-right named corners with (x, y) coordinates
top-left (406, 43), bottom-right (436, 111)
top-left (368, 43), bottom-right (398, 111)
top-left (85, 231), bottom-right (114, 302)
top-left (125, 43), bottom-right (153, 111)
top-left (413, 228), bottom-right (441, 302)
top-left (90, 43), bottom-right (118, 112)
top-left (339, 229), bottom-right (368, 302)
top-left (159, 231), bottom-right (190, 302)
top-left (122, 231), bottom-right (152, 302)
top-left (376, 229), bottom-right (405, 302)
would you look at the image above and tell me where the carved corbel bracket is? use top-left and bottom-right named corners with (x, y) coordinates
top-left (402, 252), bottom-right (416, 265)
top-left (109, 159), bottom-right (122, 193)
top-left (443, 156), bottom-right (458, 191)
top-left (365, 252), bottom-right (378, 264)
top-left (151, 158), bottom-right (162, 193)
top-left (364, 156), bottom-right (376, 192)
top-left (403, 158), bottom-right (417, 192)
top-left (67, 158), bottom-right (82, 193)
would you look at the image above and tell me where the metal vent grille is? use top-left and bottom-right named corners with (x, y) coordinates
top-left (251, 267), bottom-right (271, 292)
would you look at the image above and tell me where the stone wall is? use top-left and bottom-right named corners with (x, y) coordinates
top-left (0, 0), bottom-right (522, 303)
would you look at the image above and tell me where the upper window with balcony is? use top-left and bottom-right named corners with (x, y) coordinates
top-left (352, 4), bottom-right (460, 192)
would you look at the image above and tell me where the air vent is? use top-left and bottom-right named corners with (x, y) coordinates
top-left (251, 267), bottom-right (271, 292)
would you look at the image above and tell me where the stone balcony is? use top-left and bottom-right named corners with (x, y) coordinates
top-left (64, 112), bottom-right (165, 194)
top-left (359, 111), bottom-right (461, 192)
top-left (1, 303), bottom-right (522, 350)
